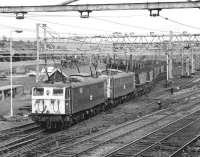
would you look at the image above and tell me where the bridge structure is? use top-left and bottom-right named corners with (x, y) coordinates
top-left (0, 1), bottom-right (199, 13)
top-left (0, 1), bottom-right (199, 18)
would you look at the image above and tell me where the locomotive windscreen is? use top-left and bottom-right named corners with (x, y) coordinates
top-left (33, 87), bottom-right (44, 96)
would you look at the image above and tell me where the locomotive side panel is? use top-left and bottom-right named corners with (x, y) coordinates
top-left (161, 65), bottom-right (165, 73)
top-left (65, 87), bottom-right (71, 115)
top-left (153, 66), bottom-right (159, 79)
top-left (136, 71), bottom-right (147, 85)
top-left (106, 77), bottom-right (114, 99)
top-left (146, 70), bottom-right (154, 82)
top-left (71, 80), bottom-right (106, 114)
top-left (150, 70), bottom-right (154, 81)
top-left (112, 73), bottom-right (135, 98)
top-left (140, 72), bottom-right (147, 85)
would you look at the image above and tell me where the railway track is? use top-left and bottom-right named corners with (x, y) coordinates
top-left (0, 122), bottom-right (37, 135)
top-left (168, 132), bottom-right (200, 157)
top-left (0, 122), bottom-right (44, 156)
top-left (151, 76), bottom-right (198, 98)
top-left (3, 80), bottom-right (200, 157)
top-left (39, 97), bottom-right (200, 157)
top-left (0, 101), bottom-right (193, 157)
top-left (104, 109), bottom-right (200, 157)
top-left (5, 89), bottom-right (200, 157)
top-left (178, 76), bottom-right (199, 89)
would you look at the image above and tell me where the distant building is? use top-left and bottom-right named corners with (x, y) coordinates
top-left (40, 68), bottom-right (68, 82)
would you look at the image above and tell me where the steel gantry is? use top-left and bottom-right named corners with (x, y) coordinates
top-left (0, 1), bottom-right (200, 13)
top-left (2, 33), bottom-right (200, 55)
top-left (46, 33), bottom-right (200, 55)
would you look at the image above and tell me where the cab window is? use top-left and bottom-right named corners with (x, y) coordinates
top-left (53, 88), bottom-right (63, 96)
top-left (33, 88), bottom-right (44, 96)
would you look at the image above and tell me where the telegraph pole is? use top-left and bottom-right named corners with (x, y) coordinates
top-left (36, 23), bottom-right (40, 83)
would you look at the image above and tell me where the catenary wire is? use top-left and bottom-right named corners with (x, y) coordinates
top-left (91, 16), bottom-right (181, 33)
top-left (159, 15), bottom-right (200, 31)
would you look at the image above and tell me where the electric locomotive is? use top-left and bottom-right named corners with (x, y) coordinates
top-left (31, 75), bottom-right (106, 129)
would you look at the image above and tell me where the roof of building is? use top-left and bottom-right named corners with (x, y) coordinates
top-left (0, 84), bottom-right (23, 91)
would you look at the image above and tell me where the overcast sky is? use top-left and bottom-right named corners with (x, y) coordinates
top-left (0, 0), bottom-right (200, 39)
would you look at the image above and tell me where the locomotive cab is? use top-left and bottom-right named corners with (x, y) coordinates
top-left (31, 85), bottom-right (72, 129)
top-left (32, 86), bottom-right (66, 115)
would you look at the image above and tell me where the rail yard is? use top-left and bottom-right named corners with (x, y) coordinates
top-left (1, 1), bottom-right (200, 157)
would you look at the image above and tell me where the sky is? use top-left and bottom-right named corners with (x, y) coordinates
top-left (0, 0), bottom-right (200, 39)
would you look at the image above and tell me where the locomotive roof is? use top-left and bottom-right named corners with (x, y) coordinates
top-left (70, 73), bottom-right (91, 77)
top-left (99, 71), bottom-right (134, 79)
top-left (34, 77), bottom-right (105, 88)
top-left (112, 72), bottom-right (135, 78)
top-left (99, 69), bottom-right (123, 75)
top-left (71, 77), bottom-right (105, 88)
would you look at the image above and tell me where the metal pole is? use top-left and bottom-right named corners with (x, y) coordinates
top-left (168, 31), bottom-right (173, 79)
top-left (166, 53), bottom-right (169, 81)
top-left (10, 32), bottom-right (13, 117)
top-left (36, 23), bottom-right (40, 83)
top-left (43, 24), bottom-right (47, 65)
top-left (181, 48), bottom-right (184, 76)
top-left (191, 46), bottom-right (194, 74)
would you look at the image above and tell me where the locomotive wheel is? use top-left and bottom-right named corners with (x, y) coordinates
top-left (64, 116), bottom-right (72, 127)
top-left (72, 116), bottom-right (78, 124)
top-left (46, 120), bottom-right (52, 129)
top-left (60, 121), bottom-right (64, 130)
top-left (65, 119), bottom-right (72, 127)
top-left (40, 122), bottom-right (46, 128)
top-left (53, 122), bottom-right (57, 129)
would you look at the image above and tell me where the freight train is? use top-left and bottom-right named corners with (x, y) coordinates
top-left (31, 62), bottom-right (166, 129)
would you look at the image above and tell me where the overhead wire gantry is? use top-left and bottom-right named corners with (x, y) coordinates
top-left (0, 1), bottom-right (200, 19)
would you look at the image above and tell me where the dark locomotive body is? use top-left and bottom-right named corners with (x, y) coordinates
top-left (31, 77), bottom-right (106, 129)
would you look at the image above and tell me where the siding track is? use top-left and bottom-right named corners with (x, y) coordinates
top-left (41, 100), bottom-right (200, 157)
